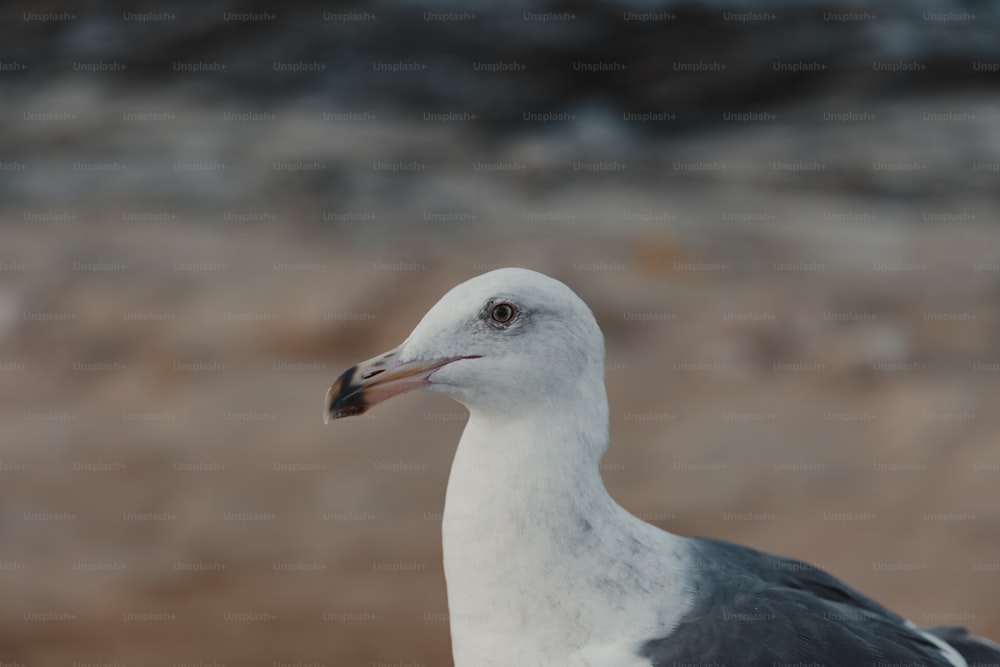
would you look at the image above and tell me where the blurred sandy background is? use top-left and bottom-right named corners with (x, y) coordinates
top-left (2, 1), bottom-right (1000, 665)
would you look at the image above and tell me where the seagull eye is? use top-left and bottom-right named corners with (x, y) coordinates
top-left (489, 302), bottom-right (517, 325)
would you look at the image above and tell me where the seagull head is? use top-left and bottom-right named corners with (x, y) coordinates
top-left (325, 268), bottom-right (606, 422)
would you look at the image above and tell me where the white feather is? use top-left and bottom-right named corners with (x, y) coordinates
top-left (396, 269), bottom-right (692, 666)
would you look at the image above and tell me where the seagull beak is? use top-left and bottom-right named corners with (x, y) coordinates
top-left (324, 348), bottom-right (477, 423)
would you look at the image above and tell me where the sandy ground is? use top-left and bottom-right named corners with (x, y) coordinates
top-left (3, 194), bottom-right (1000, 664)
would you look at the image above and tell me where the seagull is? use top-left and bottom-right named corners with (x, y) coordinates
top-left (324, 267), bottom-right (1000, 667)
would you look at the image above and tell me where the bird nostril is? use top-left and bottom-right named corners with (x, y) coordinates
top-left (361, 368), bottom-right (386, 380)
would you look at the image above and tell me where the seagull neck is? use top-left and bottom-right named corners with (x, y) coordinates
top-left (440, 381), bottom-right (694, 661)
top-left (441, 387), bottom-right (691, 656)
top-left (444, 387), bottom-right (621, 544)
top-left (452, 396), bottom-right (608, 502)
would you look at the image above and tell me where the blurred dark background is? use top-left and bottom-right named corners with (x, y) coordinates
top-left (2, 1), bottom-right (1000, 665)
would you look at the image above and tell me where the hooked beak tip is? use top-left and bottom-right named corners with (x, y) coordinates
top-left (324, 364), bottom-right (372, 424)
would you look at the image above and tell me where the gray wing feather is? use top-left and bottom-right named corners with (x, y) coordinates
top-left (638, 537), bottom-right (1000, 667)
